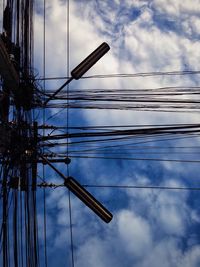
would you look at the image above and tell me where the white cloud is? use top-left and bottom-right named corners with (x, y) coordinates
top-left (31, 1), bottom-right (200, 266)
top-left (152, 0), bottom-right (200, 17)
top-left (158, 204), bottom-right (186, 235)
top-left (72, 203), bottom-right (200, 267)
top-left (180, 246), bottom-right (200, 267)
top-left (75, 235), bottom-right (120, 267)
top-left (181, 15), bottom-right (200, 38)
top-left (1, 0), bottom-right (200, 266)
top-left (140, 238), bottom-right (182, 267)
top-left (117, 209), bottom-right (152, 257)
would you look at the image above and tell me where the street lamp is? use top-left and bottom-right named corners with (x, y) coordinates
top-left (65, 176), bottom-right (113, 223)
top-left (41, 42), bottom-right (112, 223)
top-left (71, 42), bottom-right (110, 80)
top-left (45, 42), bottom-right (110, 104)
top-left (41, 155), bottom-right (113, 223)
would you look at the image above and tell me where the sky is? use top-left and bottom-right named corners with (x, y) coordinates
top-left (33, 1), bottom-right (200, 267)
top-left (1, 0), bottom-right (200, 266)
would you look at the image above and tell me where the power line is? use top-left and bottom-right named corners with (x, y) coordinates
top-left (83, 184), bottom-right (200, 191)
top-left (37, 182), bottom-right (200, 191)
top-left (68, 190), bottom-right (75, 267)
top-left (69, 155), bottom-right (200, 163)
top-left (35, 70), bottom-right (200, 81)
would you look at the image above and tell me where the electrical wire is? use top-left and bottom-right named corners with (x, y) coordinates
top-left (78, 184), bottom-right (200, 191)
top-left (66, 2), bottom-right (75, 266)
top-left (43, 0), bottom-right (48, 266)
top-left (1, 2), bottom-right (200, 267)
top-left (35, 70), bottom-right (200, 81)
top-left (69, 155), bottom-right (200, 163)
top-left (68, 190), bottom-right (75, 267)
top-left (35, 86), bottom-right (200, 113)
top-left (36, 182), bottom-right (200, 191)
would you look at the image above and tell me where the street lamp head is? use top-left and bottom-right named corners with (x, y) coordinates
top-left (71, 42), bottom-right (110, 80)
top-left (64, 176), bottom-right (113, 223)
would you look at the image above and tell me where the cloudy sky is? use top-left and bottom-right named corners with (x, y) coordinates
top-left (32, 1), bottom-right (200, 266)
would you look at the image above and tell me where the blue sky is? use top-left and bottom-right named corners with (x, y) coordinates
top-left (3, 0), bottom-right (200, 266)
top-left (33, 1), bottom-right (200, 266)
